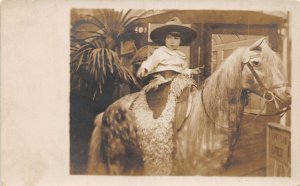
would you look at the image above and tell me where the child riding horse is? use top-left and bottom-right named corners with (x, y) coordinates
top-left (132, 17), bottom-right (202, 175)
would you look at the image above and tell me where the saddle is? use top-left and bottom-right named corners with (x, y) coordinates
top-left (145, 71), bottom-right (195, 130)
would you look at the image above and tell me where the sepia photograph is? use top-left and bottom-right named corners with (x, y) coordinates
top-left (1, 0), bottom-right (300, 186)
top-left (70, 9), bottom-right (291, 176)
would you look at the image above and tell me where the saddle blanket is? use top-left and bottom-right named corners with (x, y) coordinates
top-left (131, 74), bottom-right (195, 175)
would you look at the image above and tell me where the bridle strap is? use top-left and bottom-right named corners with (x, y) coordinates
top-left (269, 83), bottom-right (290, 90)
top-left (244, 61), bottom-right (267, 91)
top-left (242, 57), bottom-right (290, 103)
top-left (244, 106), bottom-right (290, 117)
top-left (246, 83), bottom-right (290, 106)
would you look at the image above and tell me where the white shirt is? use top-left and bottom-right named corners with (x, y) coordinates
top-left (140, 46), bottom-right (192, 77)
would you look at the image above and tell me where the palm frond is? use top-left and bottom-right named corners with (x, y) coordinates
top-left (122, 10), bottom-right (152, 28)
top-left (98, 9), bottom-right (112, 33)
top-left (111, 51), bottom-right (138, 85)
top-left (116, 9), bottom-right (124, 25)
top-left (101, 48), bottom-right (106, 77)
top-left (106, 49), bottom-right (114, 73)
top-left (120, 9), bottom-right (133, 26)
top-left (71, 46), bottom-right (139, 100)
top-left (77, 35), bottom-right (104, 44)
top-left (74, 30), bottom-right (105, 36)
top-left (83, 14), bottom-right (108, 33)
top-left (71, 19), bottom-right (104, 32)
top-left (71, 9), bottom-right (159, 99)
top-left (71, 44), bottom-right (93, 65)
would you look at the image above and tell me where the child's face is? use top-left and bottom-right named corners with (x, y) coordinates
top-left (165, 34), bottom-right (181, 50)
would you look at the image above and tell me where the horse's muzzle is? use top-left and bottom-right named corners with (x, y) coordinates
top-left (274, 87), bottom-right (291, 109)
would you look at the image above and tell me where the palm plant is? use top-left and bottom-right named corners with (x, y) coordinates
top-left (71, 9), bottom-right (151, 100)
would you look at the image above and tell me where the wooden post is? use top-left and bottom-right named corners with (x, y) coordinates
top-left (189, 23), bottom-right (201, 84)
top-left (198, 24), bottom-right (212, 83)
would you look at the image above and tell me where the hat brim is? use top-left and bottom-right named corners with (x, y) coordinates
top-left (150, 25), bottom-right (197, 46)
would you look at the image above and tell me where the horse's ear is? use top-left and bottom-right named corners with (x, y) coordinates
top-left (249, 37), bottom-right (268, 51)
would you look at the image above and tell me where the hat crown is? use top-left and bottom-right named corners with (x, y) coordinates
top-left (165, 17), bottom-right (183, 25)
top-left (150, 17), bottom-right (197, 46)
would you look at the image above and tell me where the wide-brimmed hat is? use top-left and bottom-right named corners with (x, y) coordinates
top-left (150, 17), bottom-right (197, 46)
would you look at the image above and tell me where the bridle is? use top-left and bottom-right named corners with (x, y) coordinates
top-left (200, 52), bottom-right (291, 128)
top-left (241, 54), bottom-right (290, 114)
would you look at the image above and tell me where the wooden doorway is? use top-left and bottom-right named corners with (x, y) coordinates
top-left (202, 24), bottom-right (280, 77)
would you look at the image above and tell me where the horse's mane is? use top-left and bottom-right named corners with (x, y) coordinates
top-left (181, 47), bottom-right (248, 164)
top-left (202, 47), bottom-right (246, 129)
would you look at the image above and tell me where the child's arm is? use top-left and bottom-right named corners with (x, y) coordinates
top-left (181, 58), bottom-right (203, 77)
top-left (180, 68), bottom-right (193, 77)
top-left (137, 50), bottom-right (160, 78)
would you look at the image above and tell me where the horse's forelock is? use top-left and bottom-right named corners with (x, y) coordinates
top-left (260, 44), bottom-right (286, 87)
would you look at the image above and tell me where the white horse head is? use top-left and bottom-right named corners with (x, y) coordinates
top-left (241, 37), bottom-right (291, 109)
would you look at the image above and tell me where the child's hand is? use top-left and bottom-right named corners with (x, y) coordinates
top-left (191, 66), bottom-right (204, 75)
top-left (137, 67), bottom-right (148, 78)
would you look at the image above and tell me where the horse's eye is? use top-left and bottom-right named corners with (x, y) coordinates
top-left (251, 61), bottom-right (260, 66)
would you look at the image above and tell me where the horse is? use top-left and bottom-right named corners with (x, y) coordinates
top-left (86, 37), bottom-right (291, 175)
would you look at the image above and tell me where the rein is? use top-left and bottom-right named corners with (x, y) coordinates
top-left (244, 106), bottom-right (290, 117)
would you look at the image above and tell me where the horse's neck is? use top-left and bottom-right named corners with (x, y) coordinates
top-left (202, 65), bottom-right (244, 127)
